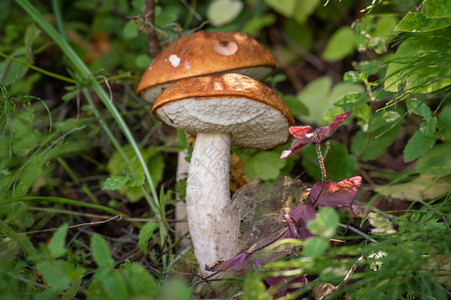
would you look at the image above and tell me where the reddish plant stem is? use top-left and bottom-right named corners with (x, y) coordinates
top-left (315, 142), bottom-right (326, 181)
top-left (144, 0), bottom-right (161, 58)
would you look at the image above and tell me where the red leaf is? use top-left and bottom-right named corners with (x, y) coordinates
top-left (284, 203), bottom-right (316, 240)
top-left (310, 176), bottom-right (362, 207)
top-left (281, 111), bottom-right (352, 158)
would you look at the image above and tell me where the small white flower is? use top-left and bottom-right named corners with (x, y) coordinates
top-left (368, 251), bottom-right (387, 271)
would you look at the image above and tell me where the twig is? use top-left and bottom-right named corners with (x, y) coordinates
top-left (27, 206), bottom-right (178, 222)
top-left (338, 223), bottom-right (379, 244)
top-left (144, 0), bottom-right (161, 57)
top-left (17, 215), bottom-right (122, 235)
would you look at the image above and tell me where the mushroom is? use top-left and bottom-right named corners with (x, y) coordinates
top-left (136, 30), bottom-right (277, 102)
top-left (152, 73), bottom-right (294, 276)
top-left (136, 30), bottom-right (278, 247)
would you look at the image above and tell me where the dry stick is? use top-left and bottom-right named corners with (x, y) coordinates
top-left (27, 206), bottom-right (178, 222)
top-left (144, 0), bottom-right (161, 58)
top-left (16, 215), bottom-right (122, 235)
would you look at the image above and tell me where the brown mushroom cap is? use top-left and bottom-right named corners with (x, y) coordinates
top-left (137, 31), bottom-right (277, 102)
top-left (152, 73), bottom-right (294, 149)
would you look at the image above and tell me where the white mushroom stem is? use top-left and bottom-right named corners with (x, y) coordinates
top-left (175, 149), bottom-right (190, 248)
top-left (186, 132), bottom-right (239, 276)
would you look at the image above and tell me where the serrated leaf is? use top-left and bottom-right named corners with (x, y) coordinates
top-left (207, 0), bottom-right (243, 27)
top-left (128, 173), bottom-right (145, 187)
top-left (419, 118), bottom-right (437, 136)
top-left (106, 145), bottom-right (165, 202)
top-left (91, 234), bottom-right (114, 269)
top-left (138, 222), bottom-right (157, 253)
top-left (303, 237), bottom-right (328, 258)
top-left (407, 99), bottom-right (431, 119)
top-left (102, 175), bottom-right (129, 191)
top-left (100, 270), bottom-right (128, 300)
top-left (36, 260), bottom-right (84, 292)
top-left (323, 27), bottom-right (356, 61)
top-left (307, 207), bottom-right (339, 239)
top-left (48, 224), bottom-right (68, 258)
top-left (416, 143), bottom-right (451, 175)
top-left (403, 131), bottom-right (435, 162)
top-left (120, 262), bottom-right (160, 297)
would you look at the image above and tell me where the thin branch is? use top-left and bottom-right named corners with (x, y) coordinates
top-left (144, 0), bottom-right (161, 58)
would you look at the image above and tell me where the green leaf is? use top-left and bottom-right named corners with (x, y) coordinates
top-left (123, 20), bottom-right (138, 38)
top-left (367, 111), bottom-right (401, 133)
top-left (119, 261), bottom-right (160, 297)
top-left (323, 27), bottom-right (356, 61)
top-left (135, 54), bottom-right (152, 69)
top-left (244, 14), bottom-right (276, 35)
top-left (301, 144), bottom-right (322, 181)
top-left (48, 224), bottom-right (68, 258)
top-left (334, 92), bottom-right (368, 109)
top-left (264, 0), bottom-right (297, 18)
top-left (107, 145), bottom-right (165, 202)
top-left (296, 76), bottom-right (364, 125)
top-left (242, 273), bottom-right (272, 300)
top-left (425, 0), bottom-right (451, 18)
top-left (437, 105), bottom-right (451, 141)
top-left (293, 0), bottom-right (321, 24)
top-left (303, 237), bottom-right (328, 258)
top-left (385, 29), bottom-right (451, 93)
top-left (138, 221), bottom-right (157, 253)
top-left (373, 15), bottom-right (398, 40)
top-left (323, 141), bottom-right (359, 182)
top-left (375, 174), bottom-right (451, 201)
top-left (100, 270), bottom-right (128, 300)
top-left (403, 131), bottom-right (436, 162)
top-left (36, 261), bottom-right (85, 292)
top-left (308, 207), bottom-right (339, 239)
top-left (102, 175), bottom-right (129, 191)
top-left (0, 48), bottom-right (32, 86)
top-left (207, 0), bottom-right (243, 27)
top-left (395, 9), bottom-right (451, 32)
top-left (283, 94), bottom-right (309, 117)
top-left (161, 278), bottom-right (192, 300)
top-left (244, 151), bottom-right (286, 181)
top-left (91, 234), bottom-right (114, 269)
top-left (343, 71), bottom-right (363, 84)
top-left (419, 118), bottom-right (437, 136)
top-left (351, 119), bottom-right (401, 161)
top-left (407, 99), bottom-right (432, 119)
top-left (416, 143), bottom-right (451, 175)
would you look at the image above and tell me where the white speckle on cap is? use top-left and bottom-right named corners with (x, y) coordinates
top-left (214, 41), bottom-right (238, 56)
top-left (169, 54), bottom-right (181, 67)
